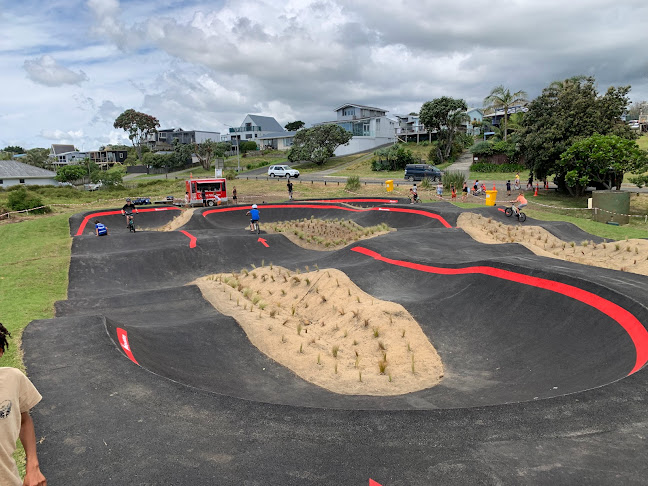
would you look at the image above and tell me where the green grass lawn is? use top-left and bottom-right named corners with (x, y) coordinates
top-left (636, 134), bottom-right (648, 151)
top-left (0, 214), bottom-right (71, 478)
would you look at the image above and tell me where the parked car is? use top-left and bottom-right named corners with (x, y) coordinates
top-left (84, 182), bottom-right (103, 191)
top-left (404, 164), bottom-right (442, 182)
top-left (268, 165), bottom-right (300, 178)
top-left (133, 197), bottom-right (151, 205)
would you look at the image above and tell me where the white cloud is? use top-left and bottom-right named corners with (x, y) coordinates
top-left (39, 129), bottom-right (85, 142)
top-left (23, 55), bottom-right (88, 87)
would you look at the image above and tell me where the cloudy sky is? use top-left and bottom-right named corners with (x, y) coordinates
top-left (1, 0), bottom-right (647, 151)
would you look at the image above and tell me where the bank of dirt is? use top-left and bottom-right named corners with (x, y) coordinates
top-left (457, 212), bottom-right (648, 276)
top-left (194, 266), bottom-right (443, 396)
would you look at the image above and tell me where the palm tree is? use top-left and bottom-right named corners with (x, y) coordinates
top-left (483, 86), bottom-right (528, 141)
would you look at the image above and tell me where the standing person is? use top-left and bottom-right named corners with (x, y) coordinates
top-left (94, 220), bottom-right (108, 236)
top-left (0, 323), bottom-right (47, 486)
top-left (409, 183), bottom-right (418, 203)
top-left (473, 180), bottom-right (479, 192)
top-left (436, 181), bottom-right (443, 199)
top-left (121, 198), bottom-right (138, 227)
top-left (506, 180), bottom-right (511, 196)
top-left (461, 182), bottom-right (468, 201)
top-left (451, 184), bottom-right (457, 201)
top-left (287, 180), bottom-right (293, 201)
top-left (201, 188), bottom-right (207, 207)
top-left (184, 192), bottom-right (190, 208)
top-left (527, 174), bottom-right (534, 190)
top-left (232, 186), bottom-right (237, 205)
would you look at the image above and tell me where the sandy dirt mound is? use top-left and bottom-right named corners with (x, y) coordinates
top-left (262, 217), bottom-right (394, 251)
top-left (457, 212), bottom-right (648, 276)
top-left (156, 208), bottom-right (196, 232)
top-left (194, 265), bottom-right (443, 396)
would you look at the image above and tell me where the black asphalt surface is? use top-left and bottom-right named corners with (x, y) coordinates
top-left (23, 198), bottom-right (648, 485)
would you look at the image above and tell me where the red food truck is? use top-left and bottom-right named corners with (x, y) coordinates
top-left (185, 178), bottom-right (227, 206)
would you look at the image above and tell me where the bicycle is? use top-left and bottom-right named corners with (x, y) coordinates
top-left (504, 205), bottom-right (527, 223)
top-left (125, 212), bottom-right (136, 232)
top-left (252, 221), bottom-right (260, 234)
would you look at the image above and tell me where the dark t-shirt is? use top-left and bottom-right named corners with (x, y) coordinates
top-left (122, 203), bottom-right (136, 213)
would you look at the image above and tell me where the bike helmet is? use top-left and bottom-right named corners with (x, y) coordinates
top-left (252, 204), bottom-right (258, 209)
top-left (126, 198), bottom-right (131, 202)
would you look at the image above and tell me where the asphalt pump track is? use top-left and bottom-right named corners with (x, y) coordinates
top-left (23, 199), bottom-right (648, 484)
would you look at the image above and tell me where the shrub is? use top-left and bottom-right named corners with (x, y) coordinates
top-left (224, 170), bottom-right (237, 180)
top-left (345, 175), bottom-right (361, 190)
top-left (470, 141), bottom-right (495, 157)
top-left (372, 144), bottom-right (416, 171)
top-left (629, 174), bottom-right (648, 188)
top-left (443, 170), bottom-right (466, 190)
top-left (7, 187), bottom-right (50, 214)
top-left (470, 162), bottom-right (526, 173)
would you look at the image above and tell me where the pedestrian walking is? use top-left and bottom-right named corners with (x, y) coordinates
top-left (201, 188), bottom-right (207, 207)
top-left (506, 180), bottom-right (511, 196)
top-left (287, 180), bottom-right (293, 200)
top-left (232, 186), bottom-right (237, 204)
top-left (451, 184), bottom-right (456, 201)
top-left (461, 182), bottom-right (468, 202)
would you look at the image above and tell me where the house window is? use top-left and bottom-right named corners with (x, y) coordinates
top-left (246, 134), bottom-right (253, 139)
top-left (0, 179), bottom-right (3, 185)
top-left (19, 179), bottom-right (25, 184)
top-left (343, 108), bottom-right (355, 116)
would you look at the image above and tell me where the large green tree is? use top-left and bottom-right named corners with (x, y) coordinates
top-left (3, 146), bottom-right (25, 154)
top-left (23, 148), bottom-right (51, 168)
top-left (113, 109), bottom-right (160, 162)
top-left (419, 97), bottom-right (468, 164)
top-left (55, 165), bottom-right (87, 183)
top-left (520, 76), bottom-right (635, 189)
top-left (194, 139), bottom-right (229, 170)
top-left (557, 134), bottom-right (647, 196)
top-left (284, 121), bottom-right (305, 131)
top-left (483, 85), bottom-right (528, 141)
top-left (287, 124), bottom-right (353, 165)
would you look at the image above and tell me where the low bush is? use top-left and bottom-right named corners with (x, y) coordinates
top-left (345, 175), bottom-right (361, 191)
top-left (372, 144), bottom-right (416, 171)
top-left (7, 186), bottom-right (51, 214)
top-left (442, 170), bottom-right (466, 190)
top-left (629, 174), bottom-right (648, 188)
top-left (470, 162), bottom-right (526, 173)
top-left (224, 170), bottom-right (238, 180)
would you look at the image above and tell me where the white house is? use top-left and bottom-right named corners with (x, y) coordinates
top-left (257, 131), bottom-right (297, 151)
top-left (465, 108), bottom-right (484, 135)
top-left (229, 115), bottom-right (285, 147)
top-left (319, 103), bottom-right (396, 156)
top-left (0, 160), bottom-right (57, 187)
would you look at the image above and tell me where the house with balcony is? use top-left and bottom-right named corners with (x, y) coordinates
top-left (482, 105), bottom-right (528, 129)
top-left (145, 128), bottom-right (221, 150)
top-left (318, 103), bottom-right (396, 156)
top-left (257, 131), bottom-right (297, 151)
top-left (465, 108), bottom-right (484, 136)
top-left (228, 115), bottom-right (285, 147)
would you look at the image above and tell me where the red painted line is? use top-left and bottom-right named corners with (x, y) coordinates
top-left (258, 237), bottom-right (269, 247)
top-left (179, 230), bottom-right (197, 248)
top-left (116, 328), bottom-right (139, 365)
top-left (352, 246), bottom-right (648, 375)
top-left (203, 204), bottom-right (452, 228)
top-left (75, 207), bottom-right (181, 236)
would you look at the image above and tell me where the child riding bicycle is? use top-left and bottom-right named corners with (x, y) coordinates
top-left (121, 198), bottom-right (138, 227)
top-left (246, 204), bottom-right (260, 232)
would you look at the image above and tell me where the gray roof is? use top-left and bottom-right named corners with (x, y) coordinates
top-left (258, 131), bottom-right (297, 140)
top-left (247, 115), bottom-right (284, 132)
top-left (0, 160), bottom-right (57, 178)
top-left (334, 103), bottom-right (388, 113)
top-left (51, 144), bottom-right (76, 155)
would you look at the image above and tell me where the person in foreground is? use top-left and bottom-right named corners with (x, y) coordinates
top-left (0, 323), bottom-right (47, 486)
top-left (246, 204), bottom-right (260, 232)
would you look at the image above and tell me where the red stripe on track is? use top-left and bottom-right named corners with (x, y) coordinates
top-left (351, 246), bottom-right (648, 375)
top-left (75, 207), bottom-right (181, 236)
top-left (179, 230), bottom-right (197, 248)
top-left (203, 204), bottom-right (452, 228)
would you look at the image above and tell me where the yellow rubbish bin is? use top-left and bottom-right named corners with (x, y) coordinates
top-left (485, 189), bottom-right (497, 206)
top-left (385, 180), bottom-right (394, 192)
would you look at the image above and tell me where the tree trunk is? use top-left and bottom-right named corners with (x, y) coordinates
top-left (503, 108), bottom-right (508, 142)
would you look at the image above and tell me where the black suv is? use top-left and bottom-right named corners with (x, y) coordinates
top-left (404, 164), bottom-right (442, 182)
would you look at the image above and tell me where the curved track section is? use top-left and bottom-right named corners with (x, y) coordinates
top-left (23, 199), bottom-right (648, 484)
